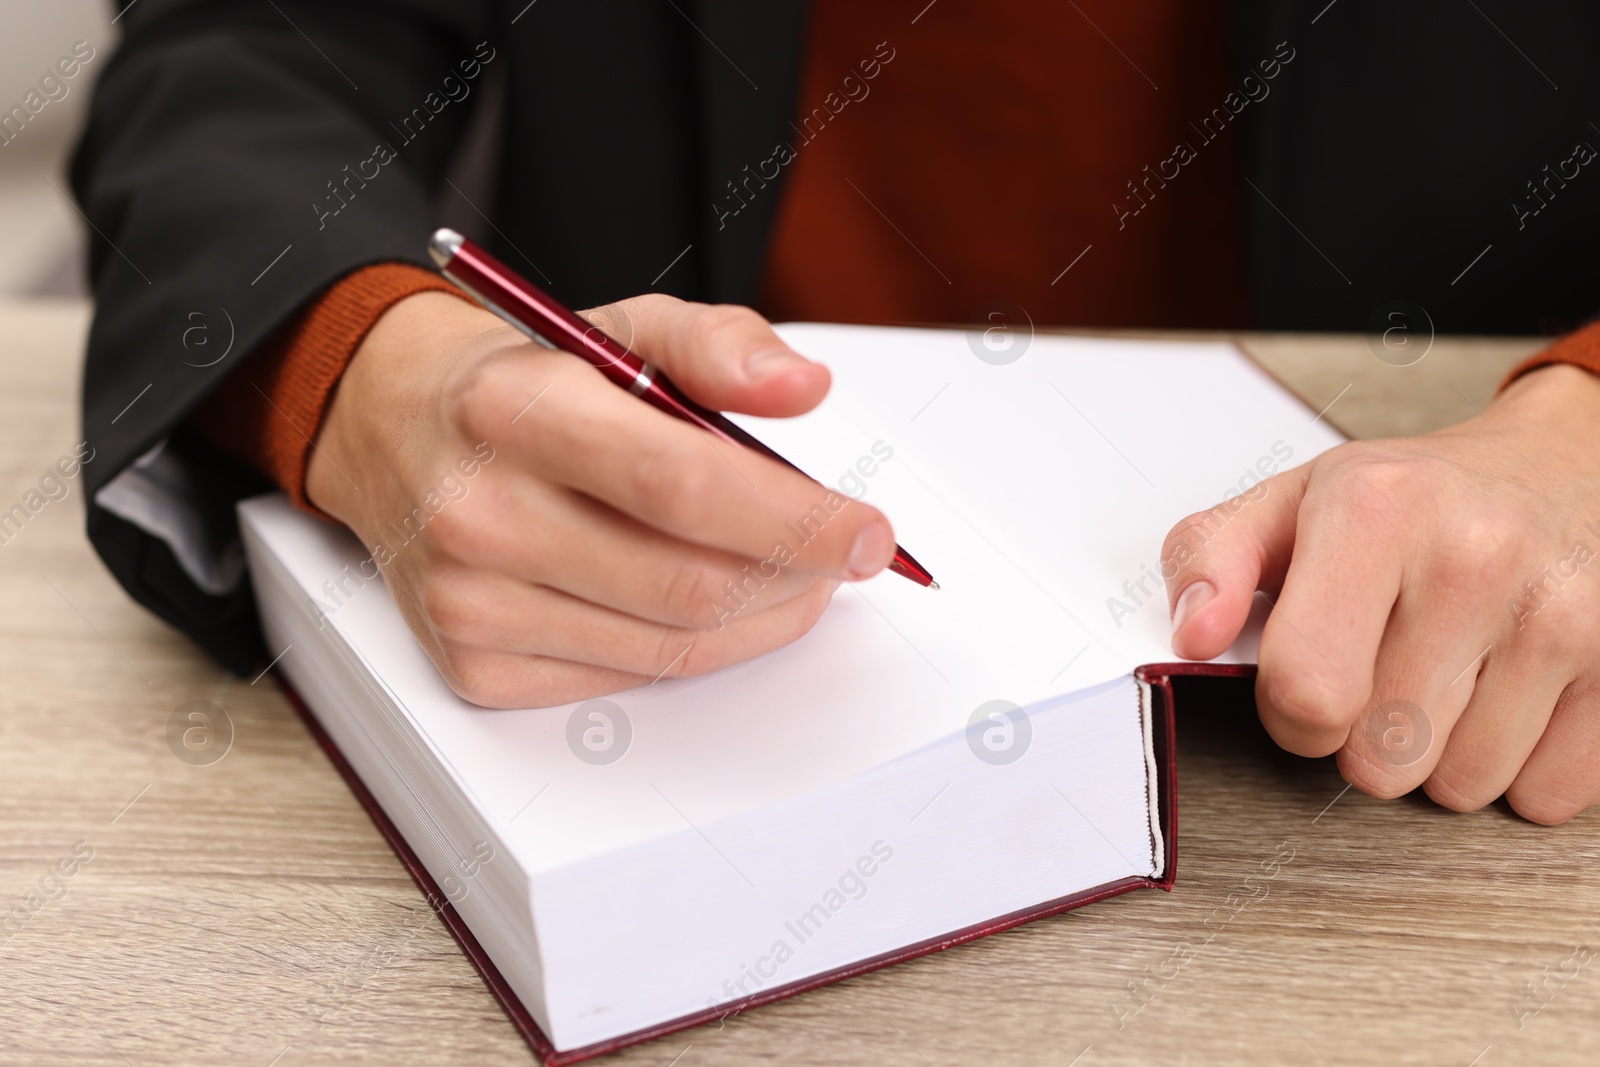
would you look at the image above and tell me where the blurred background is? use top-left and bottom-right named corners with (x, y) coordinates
top-left (1, 1), bottom-right (497, 300)
top-left (1, 0), bottom-right (116, 297)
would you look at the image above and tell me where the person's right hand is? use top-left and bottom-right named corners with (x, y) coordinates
top-left (305, 290), bottom-right (897, 708)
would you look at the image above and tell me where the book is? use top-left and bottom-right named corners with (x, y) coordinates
top-left (238, 323), bottom-right (1345, 1062)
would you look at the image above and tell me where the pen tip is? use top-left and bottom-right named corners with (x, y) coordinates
top-left (928, 581), bottom-right (940, 591)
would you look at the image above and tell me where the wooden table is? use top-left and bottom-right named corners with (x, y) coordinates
top-left (3, 300), bottom-right (1594, 1066)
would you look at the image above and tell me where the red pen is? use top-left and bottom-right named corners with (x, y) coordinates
top-left (427, 228), bottom-right (938, 589)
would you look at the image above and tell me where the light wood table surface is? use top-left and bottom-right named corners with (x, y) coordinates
top-left (3, 300), bottom-right (1594, 1067)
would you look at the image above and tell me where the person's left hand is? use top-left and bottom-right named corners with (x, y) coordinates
top-left (1160, 362), bottom-right (1600, 824)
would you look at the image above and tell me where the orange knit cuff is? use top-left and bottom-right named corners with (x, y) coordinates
top-left (1499, 320), bottom-right (1600, 393)
top-left (192, 262), bottom-right (470, 512)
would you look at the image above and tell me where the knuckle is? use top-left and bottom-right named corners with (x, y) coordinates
top-left (1519, 594), bottom-right (1591, 657)
top-left (582, 299), bottom-right (652, 353)
top-left (690, 579), bottom-right (834, 674)
top-left (1258, 670), bottom-right (1356, 738)
top-left (1422, 769), bottom-right (1490, 812)
top-left (1324, 457), bottom-right (1417, 530)
top-left (651, 628), bottom-right (701, 680)
top-left (789, 579), bottom-right (836, 642)
top-left (685, 303), bottom-right (762, 353)
top-left (419, 576), bottom-right (482, 642)
top-left (1507, 782), bottom-right (1586, 825)
top-left (1452, 514), bottom-right (1524, 565)
top-left (1337, 749), bottom-right (1414, 801)
top-left (658, 561), bottom-right (724, 627)
top-left (578, 301), bottom-right (628, 338)
top-left (631, 444), bottom-right (713, 530)
top-left (436, 641), bottom-right (567, 709)
top-left (611, 291), bottom-right (678, 321)
top-left (1162, 513), bottom-right (1224, 571)
top-left (1160, 492), bottom-right (1264, 575)
top-left (422, 499), bottom-right (484, 558)
top-left (447, 352), bottom-right (521, 436)
top-left (433, 643), bottom-right (503, 707)
top-left (1433, 515), bottom-right (1526, 591)
top-left (450, 349), bottom-right (582, 443)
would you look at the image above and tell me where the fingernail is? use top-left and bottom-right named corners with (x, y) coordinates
top-left (1171, 581), bottom-right (1215, 633)
top-left (846, 524), bottom-right (892, 580)
top-left (745, 347), bottom-right (808, 381)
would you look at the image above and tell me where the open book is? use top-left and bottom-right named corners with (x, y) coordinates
top-left (239, 324), bottom-right (1345, 1062)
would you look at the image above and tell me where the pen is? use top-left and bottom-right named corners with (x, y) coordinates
top-left (427, 228), bottom-right (938, 589)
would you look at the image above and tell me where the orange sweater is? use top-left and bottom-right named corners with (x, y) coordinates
top-left (192, 262), bottom-right (467, 509)
top-left (194, 2), bottom-right (1600, 509)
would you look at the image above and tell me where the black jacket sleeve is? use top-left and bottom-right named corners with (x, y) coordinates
top-left (71, 0), bottom-right (493, 672)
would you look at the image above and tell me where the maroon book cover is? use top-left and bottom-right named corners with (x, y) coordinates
top-left (278, 662), bottom-right (1232, 1064)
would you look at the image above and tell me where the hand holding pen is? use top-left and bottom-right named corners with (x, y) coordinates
top-left (301, 232), bottom-right (931, 708)
top-left (428, 228), bottom-right (936, 589)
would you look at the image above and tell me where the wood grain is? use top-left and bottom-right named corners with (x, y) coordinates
top-left (2, 301), bottom-right (1593, 1067)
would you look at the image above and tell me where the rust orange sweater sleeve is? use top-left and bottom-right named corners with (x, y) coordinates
top-left (192, 262), bottom-right (471, 511)
top-left (1501, 321), bottom-right (1600, 391)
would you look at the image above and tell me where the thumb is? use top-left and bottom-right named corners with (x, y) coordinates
top-left (581, 294), bottom-right (830, 418)
top-left (1161, 465), bottom-right (1310, 660)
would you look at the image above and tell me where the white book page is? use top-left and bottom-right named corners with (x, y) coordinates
top-left (755, 324), bottom-right (1348, 673)
top-left (241, 326), bottom-right (1344, 876)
